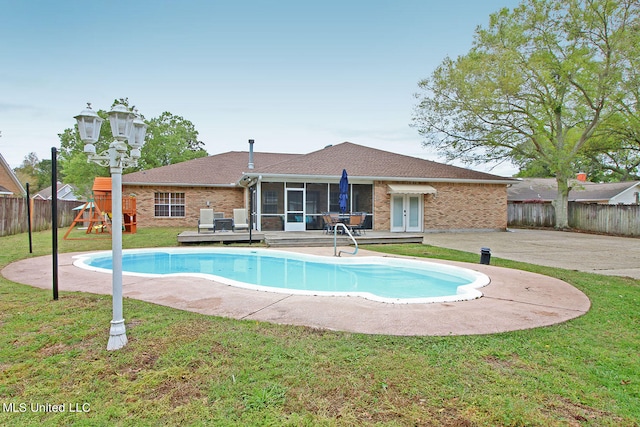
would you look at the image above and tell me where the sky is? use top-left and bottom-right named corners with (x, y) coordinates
top-left (0, 0), bottom-right (522, 175)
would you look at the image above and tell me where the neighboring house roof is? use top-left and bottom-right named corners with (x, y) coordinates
top-left (34, 182), bottom-right (82, 201)
top-left (123, 142), bottom-right (516, 188)
top-left (0, 152), bottom-right (26, 196)
top-left (58, 184), bottom-right (81, 201)
top-left (123, 151), bottom-right (300, 187)
top-left (508, 178), bottom-right (640, 204)
top-left (508, 178), bottom-right (559, 202)
top-left (573, 181), bottom-right (640, 204)
top-left (243, 142), bottom-right (515, 183)
top-left (33, 188), bottom-right (52, 200)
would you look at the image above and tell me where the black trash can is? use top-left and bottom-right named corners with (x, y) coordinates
top-left (480, 247), bottom-right (491, 265)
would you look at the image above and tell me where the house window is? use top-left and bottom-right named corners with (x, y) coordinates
top-left (154, 192), bottom-right (185, 217)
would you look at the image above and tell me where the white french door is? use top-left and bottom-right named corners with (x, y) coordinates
top-left (391, 195), bottom-right (422, 232)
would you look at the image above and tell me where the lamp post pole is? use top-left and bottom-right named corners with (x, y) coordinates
top-left (74, 102), bottom-right (147, 350)
top-left (108, 141), bottom-right (126, 350)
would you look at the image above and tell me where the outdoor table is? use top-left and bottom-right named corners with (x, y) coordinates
top-left (214, 218), bottom-right (234, 232)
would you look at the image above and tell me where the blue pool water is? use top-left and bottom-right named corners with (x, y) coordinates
top-left (73, 248), bottom-right (490, 304)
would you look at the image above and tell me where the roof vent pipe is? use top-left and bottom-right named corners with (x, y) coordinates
top-left (248, 139), bottom-right (254, 169)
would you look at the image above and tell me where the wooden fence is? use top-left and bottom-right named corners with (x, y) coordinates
top-left (508, 202), bottom-right (556, 228)
top-left (0, 197), bottom-right (84, 237)
top-left (568, 203), bottom-right (640, 236)
top-left (509, 202), bottom-right (640, 236)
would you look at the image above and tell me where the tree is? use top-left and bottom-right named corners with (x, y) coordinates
top-left (412, 0), bottom-right (639, 228)
top-left (58, 100), bottom-right (208, 197)
top-left (13, 152), bottom-right (57, 192)
top-left (589, 26), bottom-right (640, 180)
top-left (139, 112), bottom-right (207, 169)
top-left (58, 110), bottom-right (113, 197)
top-left (13, 152), bottom-right (39, 190)
top-left (575, 149), bottom-right (640, 181)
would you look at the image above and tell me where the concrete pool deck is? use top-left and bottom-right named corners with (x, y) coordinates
top-left (2, 245), bottom-right (590, 336)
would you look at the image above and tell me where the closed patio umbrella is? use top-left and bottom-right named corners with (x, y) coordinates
top-left (339, 169), bottom-right (349, 213)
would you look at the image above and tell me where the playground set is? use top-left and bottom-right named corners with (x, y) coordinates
top-left (64, 177), bottom-right (137, 240)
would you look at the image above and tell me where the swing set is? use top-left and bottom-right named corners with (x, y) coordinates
top-left (63, 177), bottom-right (137, 240)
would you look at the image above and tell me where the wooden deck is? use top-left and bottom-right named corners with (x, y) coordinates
top-left (177, 231), bottom-right (265, 244)
top-left (177, 230), bottom-right (425, 246)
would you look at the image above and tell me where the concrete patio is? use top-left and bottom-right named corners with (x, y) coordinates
top-left (2, 244), bottom-right (591, 336)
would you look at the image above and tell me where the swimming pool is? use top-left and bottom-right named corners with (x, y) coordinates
top-left (73, 248), bottom-right (490, 304)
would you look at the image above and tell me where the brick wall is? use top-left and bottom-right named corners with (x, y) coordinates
top-left (424, 182), bottom-right (507, 230)
top-left (124, 185), bottom-right (245, 228)
top-left (373, 181), bottom-right (391, 231)
top-left (373, 181), bottom-right (507, 231)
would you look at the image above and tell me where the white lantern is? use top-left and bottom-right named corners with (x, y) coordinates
top-left (129, 113), bottom-right (147, 149)
top-left (74, 103), bottom-right (104, 150)
top-left (129, 148), bottom-right (141, 160)
top-left (108, 103), bottom-right (134, 141)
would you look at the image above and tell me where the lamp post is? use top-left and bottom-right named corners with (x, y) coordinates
top-left (74, 102), bottom-right (147, 350)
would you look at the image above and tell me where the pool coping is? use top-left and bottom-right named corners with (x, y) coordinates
top-left (1, 247), bottom-right (591, 336)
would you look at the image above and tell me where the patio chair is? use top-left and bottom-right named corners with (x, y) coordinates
top-left (233, 208), bottom-right (249, 231)
top-left (198, 208), bottom-right (215, 233)
top-left (322, 213), bottom-right (332, 234)
top-left (322, 212), bottom-right (341, 234)
top-left (349, 212), bottom-right (367, 235)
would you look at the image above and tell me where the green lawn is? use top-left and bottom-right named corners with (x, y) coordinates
top-left (1, 228), bottom-right (638, 426)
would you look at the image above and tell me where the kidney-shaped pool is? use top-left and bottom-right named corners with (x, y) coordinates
top-left (73, 248), bottom-right (490, 304)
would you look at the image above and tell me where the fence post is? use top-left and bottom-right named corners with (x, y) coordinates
top-left (26, 183), bottom-right (32, 253)
top-left (51, 147), bottom-right (58, 301)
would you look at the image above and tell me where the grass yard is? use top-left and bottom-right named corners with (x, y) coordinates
top-left (0, 228), bottom-right (639, 426)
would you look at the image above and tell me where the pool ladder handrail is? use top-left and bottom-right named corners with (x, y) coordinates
top-left (333, 223), bottom-right (358, 257)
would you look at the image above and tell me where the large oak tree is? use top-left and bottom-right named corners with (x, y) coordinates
top-left (412, 0), bottom-right (639, 228)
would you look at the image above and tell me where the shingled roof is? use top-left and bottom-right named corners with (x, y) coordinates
top-left (124, 142), bottom-right (515, 187)
top-left (246, 142), bottom-right (514, 182)
top-left (574, 181), bottom-right (640, 203)
top-left (123, 151), bottom-right (300, 186)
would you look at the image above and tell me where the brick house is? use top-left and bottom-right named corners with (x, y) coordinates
top-left (0, 152), bottom-right (25, 197)
top-left (123, 142), bottom-right (515, 232)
